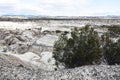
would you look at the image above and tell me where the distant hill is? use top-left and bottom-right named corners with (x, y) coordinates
top-left (0, 15), bottom-right (120, 20)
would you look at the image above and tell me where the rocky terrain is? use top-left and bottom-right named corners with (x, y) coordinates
top-left (0, 54), bottom-right (120, 80)
top-left (0, 17), bottom-right (120, 80)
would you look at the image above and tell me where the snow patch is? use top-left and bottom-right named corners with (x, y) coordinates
top-left (5, 52), bottom-right (40, 65)
top-left (35, 34), bottom-right (58, 47)
top-left (40, 52), bottom-right (56, 70)
top-left (0, 22), bottom-right (40, 30)
top-left (4, 51), bottom-right (57, 71)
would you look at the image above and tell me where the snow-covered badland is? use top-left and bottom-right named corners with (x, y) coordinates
top-left (0, 16), bottom-right (120, 80)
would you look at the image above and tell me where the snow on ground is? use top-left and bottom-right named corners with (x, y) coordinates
top-left (95, 28), bottom-right (107, 33)
top-left (4, 52), bottom-right (41, 65)
top-left (0, 21), bottom-right (60, 71)
top-left (4, 51), bottom-right (56, 71)
top-left (0, 21), bottom-right (72, 32)
top-left (0, 20), bottom-right (119, 71)
top-left (41, 26), bottom-right (71, 32)
top-left (111, 37), bottom-right (120, 42)
top-left (40, 52), bottom-right (56, 70)
top-left (0, 22), bottom-right (39, 30)
top-left (35, 34), bottom-right (58, 47)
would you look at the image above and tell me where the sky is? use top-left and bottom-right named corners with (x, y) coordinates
top-left (0, 0), bottom-right (120, 16)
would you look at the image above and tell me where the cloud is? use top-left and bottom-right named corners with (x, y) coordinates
top-left (0, 0), bottom-right (92, 16)
top-left (32, 0), bottom-right (92, 16)
top-left (0, 0), bottom-right (119, 16)
top-left (36, 0), bottom-right (90, 6)
top-left (0, 0), bottom-right (19, 4)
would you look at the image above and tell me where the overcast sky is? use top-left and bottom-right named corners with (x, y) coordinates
top-left (0, 0), bottom-right (120, 16)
